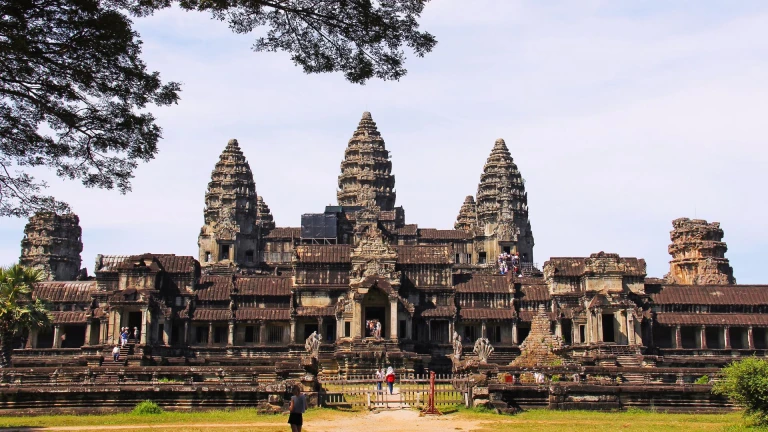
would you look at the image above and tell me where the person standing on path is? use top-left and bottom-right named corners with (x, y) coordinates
top-left (385, 367), bottom-right (396, 395)
top-left (375, 369), bottom-right (383, 391)
top-left (288, 385), bottom-right (307, 432)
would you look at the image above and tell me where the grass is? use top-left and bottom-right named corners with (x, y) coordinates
top-left (0, 407), bottom-right (350, 429)
top-left (452, 407), bottom-right (758, 432)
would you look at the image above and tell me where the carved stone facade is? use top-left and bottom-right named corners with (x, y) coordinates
top-left (336, 112), bottom-right (396, 211)
top-left (198, 139), bottom-right (265, 269)
top-left (19, 212), bottom-right (83, 281)
top-left (473, 139), bottom-right (535, 262)
top-left (512, 305), bottom-right (563, 368)
top-left (454, 196), bottom-right (478, 232)
top-left (665, 218), bottom-right (735, 285)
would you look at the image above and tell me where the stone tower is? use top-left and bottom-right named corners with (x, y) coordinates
top-left (198, 139), bottom-right (260, 268)
top-left (665, 218), bottom-right (735, 285)
top-left (337, 112), bottom-right (396, 210)
top-left (474, 139), bottom-right (535, 262)
top-left (255, 196), bottom-right (275, 231)
top-left (20, 212), bottom-right (83, 281)
top-left (454, 196), bottom-right (478, 232)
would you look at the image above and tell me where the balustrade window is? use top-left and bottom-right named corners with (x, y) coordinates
top-left (267, 325), bottom-right (283, 343)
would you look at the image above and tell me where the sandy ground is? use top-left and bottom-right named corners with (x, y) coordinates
top-left (2, 410), bottom-right (484, 432)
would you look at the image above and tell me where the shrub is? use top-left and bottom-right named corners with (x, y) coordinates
top-left (694, 375), bottom-right (710, 385)
top-left (713, 358), bottom-right (768, 425)
top-left (132, 400), bottom-right (163, 415)
top-left (550, 375), bottom-right (561, 383)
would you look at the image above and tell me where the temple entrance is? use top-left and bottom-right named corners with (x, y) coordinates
top-left (361, 287), bottom-right (388, 339)
top-left (602, 314), bottom-right (616, 343)
top-left (304, 323), bottom-right (318, 341)
top-left (126, 311), bottom-right (142, 336)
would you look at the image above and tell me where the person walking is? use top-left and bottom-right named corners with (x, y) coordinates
top-left (112, 345), bottom-right (120, 362)
top-left (385, 367), bottom-right (396, 395)
top-left (375, 368), bottom-right (383, 392)
top-left (288, 385), bottom-right (307, 432)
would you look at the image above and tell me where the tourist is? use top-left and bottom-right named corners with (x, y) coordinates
top-left (385, 366), bottom-right (395, 395)
top-left (375, 368), bottom-right (383, 391)
top-left (133, 327), bottom-right (139, 341)
top-left (375, 321), bottom-right (382, 339)
top-left (120, 329), bottom-right (128, 347)
top-left (60, 332), bottom-right (66, 348)
top-left (112, 345), bottom-right (120, 362)
top-left (287, 385), bottom-right (307, 432)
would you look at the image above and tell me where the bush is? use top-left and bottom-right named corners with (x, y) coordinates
top-left (694, 375), bottom-right (710, 385)
top-left (713, 358), bottom-right (768, 425)
top-left (132, 400), bottom-right (163, 415)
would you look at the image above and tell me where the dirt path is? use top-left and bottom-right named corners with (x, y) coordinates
top-left (3, 410), bottom-right (484, 432)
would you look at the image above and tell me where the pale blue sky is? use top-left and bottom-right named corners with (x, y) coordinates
top-left (1, 1), bottom-right (766, 282)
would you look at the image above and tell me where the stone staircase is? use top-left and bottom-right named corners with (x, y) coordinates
top-left (616, 353), bottom-right (645, 384)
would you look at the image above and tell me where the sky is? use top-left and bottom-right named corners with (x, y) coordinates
top-left (1, 0), bottom-right (767, 282)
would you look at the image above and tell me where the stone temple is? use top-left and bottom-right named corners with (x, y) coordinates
top-left (8, 112), bottom-right (764, 411)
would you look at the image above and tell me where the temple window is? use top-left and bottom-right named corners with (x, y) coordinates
top-left (267, 325), bottom-right (283, 344)
top-left (219, 245), bottom-right (230, 260)
top-left (245, 326), bottom-right (255, 343)
top-left (478, 252), bottom-right (487, 264)
top-left (205, 252), bottom-right (211, 262)
top-left (245, 250), bottom-right (254, 263)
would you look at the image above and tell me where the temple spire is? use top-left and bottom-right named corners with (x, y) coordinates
top-left (337, 112), bottom-right (396, 211)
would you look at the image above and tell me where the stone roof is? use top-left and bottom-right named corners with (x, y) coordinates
top-left (651, 285), bottom-right (768, 305)
top-left (519, 283), bottom-right (550, 301)
top-left (454, 195), bottom-right (477, 232)
top-left (458, 308), bottom-right (515, 320)
top-left (95, 255), bottom-right (131, 272)
top-left (155, 254), bottom-right (197, 273)
top-left (256, 196), bottom-right (276, 230)
top-left (518, 310), bottom-right (556, 322)
top-left (33, 281), bottom-right (96, 303)
top-left (655, 313), bottom-right (768, 327)
top-left (394, 245), bottom-right (451, 264)
top-left (454, 274), bottom-right (510, 293)
top-left (393, 224), bottom-right (418, 236)
top-left (295, 245), bottom-right (351, 263)
top-left (236, 277), bottom-right (292, 296)
top-left (545, 254), bottom-right (646, 277)
top-left (51, 311), bottom-right (87, 324)
top-left (192, 308), bottom-right (232, 321)
top-left (420, 305), bottom-right (457, 318)
top-left (295, 306), bottom-right (336, 317)
top-left (265, 227), bottom-right (301, 239)
top-left (196, 276), bottom-right (231, 301)
top-left (418, 229), bottom-right (473, 240)
top-left (235, 308), bottom-right (290, 320)
top-left (202, 139), bottom-right (258, 230)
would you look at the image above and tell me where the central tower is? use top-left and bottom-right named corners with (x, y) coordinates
top-left (337, 112), bottom-right (396, 211)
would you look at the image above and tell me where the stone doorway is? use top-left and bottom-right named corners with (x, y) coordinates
top-left (126, 311), bottom-right (142, 336)
top-left (361, 286), bottom-right (389, 339)
top-left (602, 314), bottom-right (616, 343)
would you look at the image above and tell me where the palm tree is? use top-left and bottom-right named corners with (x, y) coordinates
top-left (0, 264), bottom-right (52, 368)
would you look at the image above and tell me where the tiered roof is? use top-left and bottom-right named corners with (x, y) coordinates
top-left (454, 196), bottom-right (477, 231)
top-left (202, 139), bottom-right (259, 234)
top-left (337, 112), bottom-right (396, 210)
top-left (475, 139), bottom-right (529, 227)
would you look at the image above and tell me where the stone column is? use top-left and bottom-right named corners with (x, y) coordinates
top-left (283, 323), bottom-right (290, 344)
top-left (53, 325), bottom-right (61, 348)
top-left (84, 320), bottom-right (92, 346)
top-left (208, 322), bottom-right (214, 346)
top-left (512, 321), bottom-right (519, 345)
top-left (674, 325), bottom-right (682, 349)
top-left (628, 314), bottom-right (636, 345)
top-left (228, 321), bottom-right (235, 346)
top-left (448, 320), bottom-right (454, 342)
top-left (748, 326), bottom-right (755, 349)
top-left (164, 319), bottom-right (172, 345)
top-left (389, 300), bottom-right (398, 341)
top-left (555, 320), bottom-right (562, 338)
top-left (426, 320), bottom-right (432, 342)
top-left (597, 313), bottom-right (604, 343)
top-left (27, 329), bottom-right (37, 348)
top-left (140, 308), bottom-right (148, 345)
top-left (100, 318), bottom-right (108, 345)
top-left (259, 321), bottom-right (267, 344)
top-left (336, 317), bottom-right (344, 340)
top-left (700, 326), bottom-right (708, 349)
top-left (481, 320), bottom-right (487, 339)
top-left (406, 316), bottom-right (413, 340)
top-left (353, 299), bottom-right (362, 339)
top-left (289, 319), bottom-right (297, 344)
top-left (184, 321), bottom-right (190, 345)
top-left (724, 326), bottom-right (731, 349)
top-left (318, 317), bottom-right (325, 340)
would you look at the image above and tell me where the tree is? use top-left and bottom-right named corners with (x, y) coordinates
top-left (0, 0), bottom-right (436, 217)
top-left (0, 264), bottom-right (51, 368)
top-left (713, 357), bottom-right (768, 425)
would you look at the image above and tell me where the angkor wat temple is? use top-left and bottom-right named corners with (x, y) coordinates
top-left (8, 112), bottom-right (761, 412)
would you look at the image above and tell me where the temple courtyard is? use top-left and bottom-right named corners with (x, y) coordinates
top-left (0, 408), bottom-right (751, 432)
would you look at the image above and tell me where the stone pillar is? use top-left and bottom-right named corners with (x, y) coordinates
top-left (596, 313), bottom-right (604, 342)
top-left (353, 300), bottom-right (362, 339)
top-left (140, 308), bottom-right (148, 345)
top-left (53, 325), bottom-right (61, 348)
top-left (406, 316), bottom-right (413, 340)
top-left (164, 320), bottom-right (172, 345)
top-left (283, 323), bottom-right (290, 343)
top-left (748, 326), bottom-right (755, 349)
top-left (100, 318), bottom-right (108, 345)
top-left (426, 320), bottom-right (432, 342)
top-left (208, 322), bottom-right (214, 346)
top-left (512, 321), bottom-right (519, 345)
top-left (228, 321), bottom-right (235, 346)
top-left (318, 317), bottom-right (325, 340)
top-left (184, 321), bottom-right (190, 345)
top-left (674, 325), bottom-right (682, 349)
top-left (84, 320), bottom-right (92, 346)
top-left (448, 320), bottom-right (454, 342)
top-left (389, 300), bottom-right (398, 341)
top-left (27, 329), bottom-right (37, 348)
top-left (259, 321), bottom-right (267, 344)
top-left (289, 319), bottom-right (296, 344)
top-left (627, 314), bottom-right (636, 345)
top-left (555, 320), bottom-right (562, 338)
top-left (724, 326), bottom-right (731, 349)
top-left (336, 317), bottom-right (344, 340)
top-left (481, 320), bottom-right (487, 339)
top-left (700, 326), bottom-right (707, 349)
